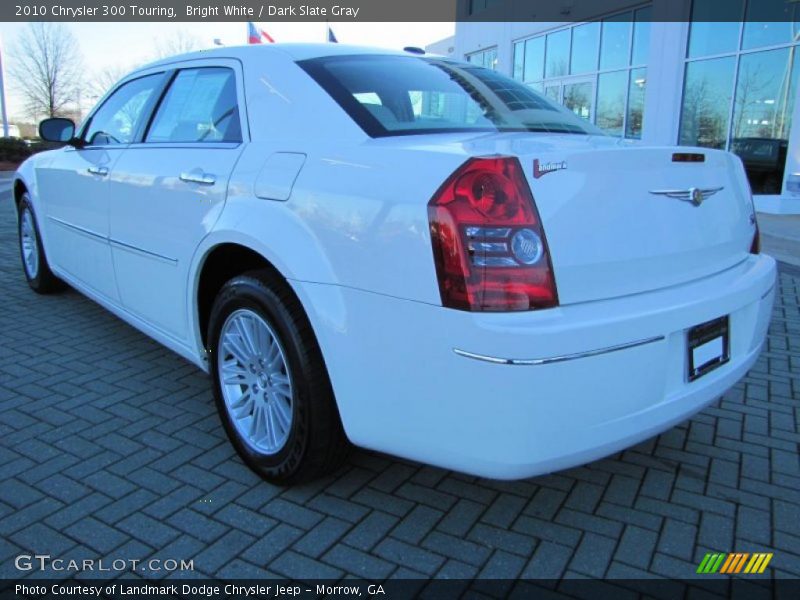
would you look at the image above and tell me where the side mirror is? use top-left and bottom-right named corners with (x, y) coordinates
top-left (39, 118), bottom-right (76, 144)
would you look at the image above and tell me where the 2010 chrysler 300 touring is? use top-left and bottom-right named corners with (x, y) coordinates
top-left (15, 44), bottom-right (776, 483)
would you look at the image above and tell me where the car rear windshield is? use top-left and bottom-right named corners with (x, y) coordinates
top-left (299, 54), bottom-right (604, 138)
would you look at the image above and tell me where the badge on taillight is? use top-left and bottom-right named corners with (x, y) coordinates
top-left (533, 159), bottom-right (567, 179)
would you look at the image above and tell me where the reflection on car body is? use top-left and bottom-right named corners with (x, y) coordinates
top-left (13, 44), bottom-right (776, 483)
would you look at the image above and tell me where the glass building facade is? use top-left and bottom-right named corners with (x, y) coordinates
top-left (679, 2), bottom-right (800, 193)
top-left (466, 47), bottom-right (499, 70)
top-left (442, 0), bottom-right (800, 210)
top-left (511, 7), bottom-right (651, 138)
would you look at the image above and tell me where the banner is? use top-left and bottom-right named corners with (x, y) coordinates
top-left (5, 0), bottom-right (798, 22)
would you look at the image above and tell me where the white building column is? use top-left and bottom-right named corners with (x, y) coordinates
top-left (640, 20), bottom-right (690, 146)
top-left (760, 66), bottom-right (800, 214)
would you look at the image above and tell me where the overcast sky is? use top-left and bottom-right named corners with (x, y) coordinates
top-left (0, 21), bottom-right (455, 121)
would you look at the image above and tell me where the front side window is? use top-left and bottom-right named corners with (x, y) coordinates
top-left (300, 55), bottom-right (604, 137)
top-left (146, 67), bottom-right (241, 143)
top-left (83, 74), bottom-right (163, 146)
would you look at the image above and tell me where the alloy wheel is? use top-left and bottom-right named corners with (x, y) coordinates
top-left (217, 308), bottom-right (294, 455)
top-left (20, 208), bottom-right (39, 280)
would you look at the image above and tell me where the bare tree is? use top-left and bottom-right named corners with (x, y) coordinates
top-left (8, 23), bottom-right (84, 120)
top-left (153, 29), bottom-right (204, 60)
top-left (89, 64), bottom-right (132, 101)
top-left (680, 75), bottom-right (728, 149)
top-left (86, 29), bottom-right (205, 118)
top-left (732, 64), bottom-right (773, 140)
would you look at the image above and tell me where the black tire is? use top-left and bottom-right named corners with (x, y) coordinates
top-left (17, 194), bottom-right (63, 294)
top-left (208, 270), bottom-right (350, 484)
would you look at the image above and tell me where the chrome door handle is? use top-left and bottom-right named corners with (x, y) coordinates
top-left (179, 172), bottom-right (216, 185)
top-left (87, 166), bottom-right (108, 176)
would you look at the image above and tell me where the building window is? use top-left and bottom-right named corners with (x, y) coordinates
top-left (466, 47), bottom-right (498, 70)
top-left (596, 70), bottom-right (627, 136)
top-left (511, 5), bottom-right (651, 139)
top-left (524, 36), bottom-right (544, 82)
top-left (631, 7), bottom-right (651, 65)
top-left (679, 0), bottom-right (800, 194)
top-left (680, 58), bottom-right (736, 150)
top-left (545, 29), bottom-right (570, 78)
top-left (600, 13), bottom-right (632, 71)
top-left (571, 22), bottom-right (600, 75)
top-left (626, 67), bottom-right (647, 138)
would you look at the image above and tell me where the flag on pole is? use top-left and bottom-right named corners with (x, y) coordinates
top-left (248, 22), bottom-right (274, 44)
top-left (247, 22), bottom-right (261, 44)
top-left (327, 26), bottom-right (338, 43)
top-left (260, 27), bottom-right (275, 43)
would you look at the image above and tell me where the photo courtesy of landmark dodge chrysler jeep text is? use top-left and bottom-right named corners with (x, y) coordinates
top-left (14, 44), bottom-right (776, 483)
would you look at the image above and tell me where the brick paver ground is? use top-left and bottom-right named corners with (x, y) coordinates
top-left (0, 182), bottom-right (799, 581)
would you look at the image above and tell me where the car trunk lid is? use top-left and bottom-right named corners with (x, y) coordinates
top-left (515, 141), bottom-right (754, 304)
top-left (364, 131), bottom-right (756, 308)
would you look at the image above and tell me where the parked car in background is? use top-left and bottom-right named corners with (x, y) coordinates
top-left (731, 137), bottom-right (788, 195)
top-left (4, 124), bottom-right (21, 138)
top-left (0, 134), bottom-right (33, 168)
top-left (14, 44), bottom-right (776, 483)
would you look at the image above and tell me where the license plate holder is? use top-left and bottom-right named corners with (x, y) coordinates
top-left (687, 316), bottom-right (730, 382)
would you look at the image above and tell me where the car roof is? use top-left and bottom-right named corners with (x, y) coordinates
top-left (143, 43), bottom-right (416, 69)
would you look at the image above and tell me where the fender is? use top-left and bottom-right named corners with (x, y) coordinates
top-left (13, 150), bottom-right (62, 250)
top-left (13, 157), bottom-right (37, 215)
top-left (187, 206), bottom-right (344, 364)
top-left (188, 221), bottom-right (362, 435)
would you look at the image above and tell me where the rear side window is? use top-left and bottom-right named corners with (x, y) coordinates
top-left (146, 67), bottom-right (242, 143)
top-left (83, 74), bottom-right (163, 146)
top-left (299, 55), bottom-right (603, 137)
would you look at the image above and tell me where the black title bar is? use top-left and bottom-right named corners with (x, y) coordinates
top-left (4, 0), bottom-right (800, 22)
top-left (2, 578), bottom-right (799, 600)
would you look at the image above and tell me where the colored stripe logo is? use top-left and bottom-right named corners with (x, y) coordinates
top-left (697, 552), bottom-right (773, 574)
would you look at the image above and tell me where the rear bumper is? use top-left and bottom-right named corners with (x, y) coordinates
top-left (297, 254), bottom-right (776, 479)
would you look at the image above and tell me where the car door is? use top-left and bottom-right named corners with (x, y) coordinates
top-left (36, 73), bottom-right (166, 301)
top-left (108, 62), bottom-right (247, 341)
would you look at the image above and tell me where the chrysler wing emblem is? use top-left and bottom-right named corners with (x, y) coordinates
top-left (649, 186), bottom-right (724, 207)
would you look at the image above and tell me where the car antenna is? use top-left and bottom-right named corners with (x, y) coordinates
top-left (403, 47), bottom-right (426, 55)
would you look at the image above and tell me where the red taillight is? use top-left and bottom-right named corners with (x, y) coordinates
top-left (428, 157), bottom-right (558, 312)
top-left (751, 222), bottom-right (761, 254)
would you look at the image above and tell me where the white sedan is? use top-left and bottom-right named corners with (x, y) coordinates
top-left (15, 44), bottom-right (776, 483)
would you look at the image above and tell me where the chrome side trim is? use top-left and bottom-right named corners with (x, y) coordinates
top-left (48, 216), bottom-right (177, 264)
top-left (453, 335), bottom-right (666, 366)
top-left (48, 216), bottom-right (106, 242)
top-left (110, 238), bottom-right (178, 265)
